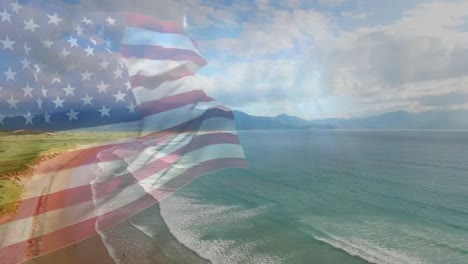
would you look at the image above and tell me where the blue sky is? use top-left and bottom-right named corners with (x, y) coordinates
top-left (47, 0), bottom-right (468, 119)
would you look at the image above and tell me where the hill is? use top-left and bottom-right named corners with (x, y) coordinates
top-left (233, 110), bottom-right (468, 130)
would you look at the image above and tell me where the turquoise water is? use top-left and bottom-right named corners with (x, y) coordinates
top-left (159, 130), bottom-right (468, 264)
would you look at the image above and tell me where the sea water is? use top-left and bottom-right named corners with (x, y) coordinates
top-left (158, 130), bottom-right (468, 264)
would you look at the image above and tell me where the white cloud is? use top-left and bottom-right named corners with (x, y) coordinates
top-left (65, 0), bottom-right (246, 27)
top-left (200, 59), bottom-right (318, 104)
top-left (63, 0), bottom-right (468, 118)
top-left (311, 1), bottom-right (468, 114)
top-left (318, 0), bottom-right (349, 7)
top-left (199, 1), bottom-right (468, 118)
top-left (340, 11), bottom-right (368, 20)
top-left (197, 7), bottom-right (333, 56)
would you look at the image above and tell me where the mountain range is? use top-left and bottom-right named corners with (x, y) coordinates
top-left (2, 109), bottom-right (466, 132)
top-left (233, 110), bottom-right (468, 130)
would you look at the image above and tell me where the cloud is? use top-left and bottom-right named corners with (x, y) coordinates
top-left (208, 1), bottom-right (468, 117)
top-left (59, 0), bottom-right (468, 118)
top-left (317, 0), bottom-right (349, 7)
top-left (192, 1), bottom-right (468, 117)
top-left (419, 92), bottom-right (468, 107)
top-left (199, 59), bottom-right (320, 105)
top-left (305, 1), bottom-right (468, 115)
top-left (197, 7), bottom-right (332, 56)
top-left (60, 0), bottom-right (246, 27)
top-left (340, 11), bottom-right (368, 20)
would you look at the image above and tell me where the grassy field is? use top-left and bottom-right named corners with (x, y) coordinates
top-left (0, 130), bottom-right (137, 220)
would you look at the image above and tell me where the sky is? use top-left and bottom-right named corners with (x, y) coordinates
top-left (15, 0), bottom-right (468, 120)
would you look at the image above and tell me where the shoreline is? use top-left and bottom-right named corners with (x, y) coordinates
top-left (1, 144), bottom-right (116, 263)
top-left (0, 153), bottom-right (61, 225)
top-left (28, 203), bottom-right (210, 264)
top-left (2, 142), bottom-right (210, 264)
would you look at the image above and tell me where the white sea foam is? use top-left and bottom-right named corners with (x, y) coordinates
top-left (97, 229), bottom-right (132, 264)
top-left (93, 145), bottom-right (150, 264)
top-left (298, 216), bottom-right (429, 264)
top-left (158, 194), bottom-right (282, 264)
top-left (314, 235), bottom-right (426, 264)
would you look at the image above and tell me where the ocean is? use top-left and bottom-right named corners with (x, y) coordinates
top-left (140, 130), bottom-right (468, 264)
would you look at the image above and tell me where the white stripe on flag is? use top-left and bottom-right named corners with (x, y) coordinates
top-left (93, 102), bottom-right (227, 133)
top-left (122, 58), bottom-right (192, 76)
top-left (135, 144), bottom-right (244, 192)
top-left (122, 26), bottom-right (199, 53)
top-left (132, 76), bottom-right (206, 103)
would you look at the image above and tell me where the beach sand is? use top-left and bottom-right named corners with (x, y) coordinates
top-left (25, 233), bottom-right (115, 264)
top-left (4, 143), bottom-right (209, 264)
top-left (27, 203), bottom-right (209, 264)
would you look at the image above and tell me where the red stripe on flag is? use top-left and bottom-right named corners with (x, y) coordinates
top-left (123, 12), bottom-right (186, 34)
top-left (129, 65), bottom-right (197, 88)
top-left (138, 90), bottom-right (214, 117)
top-left (154, 106), bottom-right (235, 133)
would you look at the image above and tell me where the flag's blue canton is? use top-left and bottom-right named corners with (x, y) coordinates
top-left (0, 1), bottom-right (140, 131)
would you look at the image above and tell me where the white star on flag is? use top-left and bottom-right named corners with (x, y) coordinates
top-left (22, 83), bottom-right (33, 97)
top-left (63, 84), bottom-right (76, 96)
top-left (98, 105), bottom-right (111, 117)
top-left (81, 93), bottom-right (93, 106)
top-left (24, 111), bottom-right (33, 125)
top-left (7, 96), bottom-right (18, 109)
top-left (52, 96), bottom-right (65, 108)
top-left (1, 35), bottom-right (15, 50)
top-left (66, 108), bottom-right (79, 120)
top-left (47, 12), bottom-right (62, 25)
top-left (24, 18), bottom-right (39, 32)
top-left (4, 67), bottom-right (16, 81)
top-left (113, 91), bottom-right (126, 102)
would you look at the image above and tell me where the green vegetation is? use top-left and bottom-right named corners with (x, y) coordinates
top-left (0, 130), bottom-right (137, 220)
top-left (0, 177), bottom-right (22, 218)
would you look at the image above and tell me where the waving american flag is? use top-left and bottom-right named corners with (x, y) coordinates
top-left (0, 1), bottom-right (246, 263)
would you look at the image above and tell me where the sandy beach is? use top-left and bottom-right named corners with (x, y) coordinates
top-left (27, 203), bottom-right (209, 264)
top-left (0, 144), bottom-right (116, 263)
top-left (26, 233), bottom-right (115, 264)
top-left (1, 142), bottom-right (209, 264)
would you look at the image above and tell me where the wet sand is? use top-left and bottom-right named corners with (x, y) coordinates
top-left (3, 143), bottom-right (208, 264)
top-left (25, 233), bottom-right (115, 264)
top-left (27, 203), bottom-right (209, 264)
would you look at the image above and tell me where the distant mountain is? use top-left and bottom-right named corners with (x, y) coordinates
top-left (233, 111), bottom-right (332, 130)
top-left (233, 111), bottom-right (294, 130)
top-left (233, 110), bottom-right (468, 130)
top-left (2, 109), bottom-right (466, 132)
top-left (272, 114), bottom-right (310, 127)
top-left (308, 110), bottom-right (468, 129)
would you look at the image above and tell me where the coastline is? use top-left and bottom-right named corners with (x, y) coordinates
top-left (28, 204), bottom-right (210, 264)
top-left (0, 144), bottom-right (113, 263)
top-left (0, 153), bottom-right (62, 225)
top-left (98, 203), bottom-right (210, 264)
top-left (2, 143), bottom-right (209, 264)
